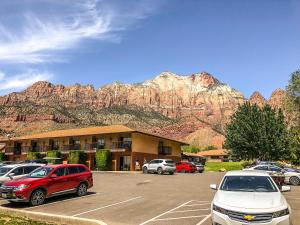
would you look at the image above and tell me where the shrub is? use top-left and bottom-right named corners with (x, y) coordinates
top-left (0, 152), bottom-right (5, 162)
top-left (68, 150), bottom-right (87, 165)
top-left (95, 149), bottom-right (111, 171)
top-left (27, 152), bottom-right (41, 160)
top-left (46, 150), bottom-right (61, 164)
top-left (205, 162), bottom-right (243, 172)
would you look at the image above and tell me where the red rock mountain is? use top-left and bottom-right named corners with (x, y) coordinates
top-left (0, 72), bottom-right (284, 148)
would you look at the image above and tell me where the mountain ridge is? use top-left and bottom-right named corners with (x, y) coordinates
top-left (0, 71), bottom-right (284, 148)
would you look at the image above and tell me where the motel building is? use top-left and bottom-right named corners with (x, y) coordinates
top-left (0, 125), bottom-right (186, 171)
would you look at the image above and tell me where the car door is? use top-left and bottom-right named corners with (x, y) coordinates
top-left (9, 166), bottom-right (25, 179)
top-left (148, 160), bottom-right (155, 171)
top-left (64, 166), bottom-right (80, 191)
top-left (47, 166), bottom-right (68, 196)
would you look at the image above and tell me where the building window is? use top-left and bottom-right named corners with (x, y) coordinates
top-left (158, 141), bottom-right (172, 155)
top-left (211, 156), bottom-right (220, 159)
top-left (97, 138), bottom-right (105, 149)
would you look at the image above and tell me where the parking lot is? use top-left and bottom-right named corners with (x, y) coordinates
top-left (0, 172), bottom-right (299, 225)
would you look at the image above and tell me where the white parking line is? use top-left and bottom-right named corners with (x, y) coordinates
top-left (28, 193), bottom-right (101, 209)
top-left (154, 215), bottom-right (207, 221)
top-left (72, 196), bottom-right (142, 217)
top-left (196, 214), bottom-right (211, 225)
top-left (139, 200), bottom-right (193, 225)
top-left (170, 208), bottom-right (210, 213)
top-left (184, 203), bottom-right (211, 207)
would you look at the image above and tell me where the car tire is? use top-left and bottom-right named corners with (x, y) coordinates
top-left (142, 167), bottom-right (148, 174)
top-left (30, 189), bottom-right (46, 206)
top-left (157, 167), bottom-right (163, 175)
top-left (169, 171), bottom-right (174, 175)
top-left (290, 176), bottom-right (300, 185)
top-left (77, 183), bottom-right (88, 197)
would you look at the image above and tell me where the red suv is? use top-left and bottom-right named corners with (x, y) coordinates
top-left (176, 162), bottom-right (197, 173)
top-left (0, 164), bottom-right (93, 206)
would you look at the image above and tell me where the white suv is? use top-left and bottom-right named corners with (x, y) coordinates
top-left (142, 159), bottom-right (176, 175)
top-left (210, 170), bottom-right (291, 225)
top-left (0, 164), bottom-right (43, 186)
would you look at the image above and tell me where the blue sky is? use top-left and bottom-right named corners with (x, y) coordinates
top-left (0, 0), bottom-right (299, 98)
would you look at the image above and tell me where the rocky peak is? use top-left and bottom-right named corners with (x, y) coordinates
top-left (191, 72), bottom-right (219, 87)
top-left (249, 91), bottom-right (266, 107)
top-left (268, 89), bottom-right (286, 109)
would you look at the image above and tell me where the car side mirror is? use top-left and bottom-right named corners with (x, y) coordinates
top-left (281, 186), bottom-right (291, 192)
top-left (50, 174), bottom-right (58, 179)
top-left (210, 184), bottom-right (217, 190)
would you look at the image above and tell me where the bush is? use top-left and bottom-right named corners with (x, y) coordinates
top-left (95, 149), bottom-right (112, 171)
top-left (68, 150), bottom-right (87, 165)
top-left (27, 152), bottom-right (41, 160)
top-left (46, 150), bottom-right (61, 164)
top-left (205, 162), bottom-right (243, 172)
top-left (0, 152), bottom-right (5, 162)
top-left (182, 145), bottom-right (201, 153)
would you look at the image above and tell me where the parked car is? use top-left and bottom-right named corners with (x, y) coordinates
top-left (191, 162), bottom-right (204, 173)
top-left (176, 162), bottom-right (197, 173)
top-left (245, 165), bottom-right (300, 185)
top-left (284, 167), bottom-right (300, 173)
top-left (258, 161), bottom-right (283, 168)
top-left (142, 159), bottom-right (176, 175)
top-left (210, 170), bottom-right (291, 225)
top-left (0, 164), bottom-right (93, 206)
top-left (0, 164), bottom-right (44, 187)
top-left (244, 165), bottom-right (284, 174)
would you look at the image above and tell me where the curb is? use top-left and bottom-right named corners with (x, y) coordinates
top-left (0, 206), bottom-right (107, 225)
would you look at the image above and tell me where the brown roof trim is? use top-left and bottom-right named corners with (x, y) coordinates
top-left (132, 131), bottom-right (188, 145)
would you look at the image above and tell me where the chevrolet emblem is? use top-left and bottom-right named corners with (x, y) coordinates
top-left (244, 215), bottom-right (256, 220)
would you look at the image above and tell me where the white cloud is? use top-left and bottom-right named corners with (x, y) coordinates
top-left (0, 0), bottom-right (161, 64)
top-left (0, 70), bottom-right (53, 93)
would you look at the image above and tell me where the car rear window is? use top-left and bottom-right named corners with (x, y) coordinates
top-left (165, 160), bottom-right (174, 164)
top-left (53, 167), bottom-right (66, 177)
top-left (68, 166), bottom-right (79, 174)
top-left (78, 166), bottom-right (87, 173)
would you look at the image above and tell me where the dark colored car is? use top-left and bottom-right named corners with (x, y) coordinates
top-left (191, 162), bottom-right (204, 173)
top-left (176, 162), bottom-right (197, 173)
top-left (0, 164), bottom-right (93, 206)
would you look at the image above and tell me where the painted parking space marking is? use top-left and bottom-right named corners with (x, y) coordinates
top-left (140, 200), bottom-right (211, 225)
top-left (27, 192), bottom-right (101, 209)
top-left (170, 208), bottom-right (210, 213)
top-left (196, 214), bottom-right (211, 225)
top-left (72, 196), bottom-right (143, 217)
top-left (154, 215), bottom-right (207, 221)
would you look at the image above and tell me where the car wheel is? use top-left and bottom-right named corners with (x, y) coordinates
top-left (77, 183), bottom-right (88, 197)
top-left (30, 189), bottom-right (45, 206)
top-left (169, 171), bottom-right (174, 175)
top-left (142, 167), bottom-right (148, 174)
top-left (290, 176), bottom-right (300, 185)
top-left (157, 167), bottom-right (163, 175)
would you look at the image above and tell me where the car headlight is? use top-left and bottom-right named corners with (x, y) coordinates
top-left (14, 184), bottom-right (30, 191)
top-left (213, 204), bottom-right (228, 215)
top-left (273, 208), bottom-right (289, 218)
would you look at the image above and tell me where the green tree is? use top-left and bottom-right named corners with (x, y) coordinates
top-left (182, 145), bottom-right (201, 153)
top-left (285, 70), bottom-right (300, 163)
top-left (225, 103), bottom-right (290, 161)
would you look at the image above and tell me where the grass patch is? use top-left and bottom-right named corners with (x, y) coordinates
top-left (205, 162), bottom-right (244, 172)
top-left (0, 213), bottom-right (57, 225)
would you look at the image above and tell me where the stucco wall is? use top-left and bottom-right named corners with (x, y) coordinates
top-left (131, 132), bottom-right (182, 157)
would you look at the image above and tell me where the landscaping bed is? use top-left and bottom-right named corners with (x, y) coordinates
top-left (0, 213), bottom-right (56, 225)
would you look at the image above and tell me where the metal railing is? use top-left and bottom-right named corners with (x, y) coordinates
top-left (111, 141), bottom-right (132, 150)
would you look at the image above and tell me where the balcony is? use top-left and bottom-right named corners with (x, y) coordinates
top-left (158, 146), bottom-right (172, 155)
top-left (111, 141), bottom-right (132, 150)
top-left (61, 144), bottom-right (81, 151)
top-left (85, 142), bottom-right (105, 150)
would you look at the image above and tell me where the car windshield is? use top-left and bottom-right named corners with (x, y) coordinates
top-left (220, 175), bottom-right (278, 192)
top-left (0, 167), bottom-right (12, 176)
top-left (28, 167), bottom-right (53, 178)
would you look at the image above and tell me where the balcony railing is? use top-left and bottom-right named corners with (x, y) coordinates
top-left (61, 144), bottom-right (81, 151)
top-left (158, 146), bottom-right (172, 155)
top-left (111, 141), bottom-right (132, 150)
top-left (85, 142), bottom-right (105, 150)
